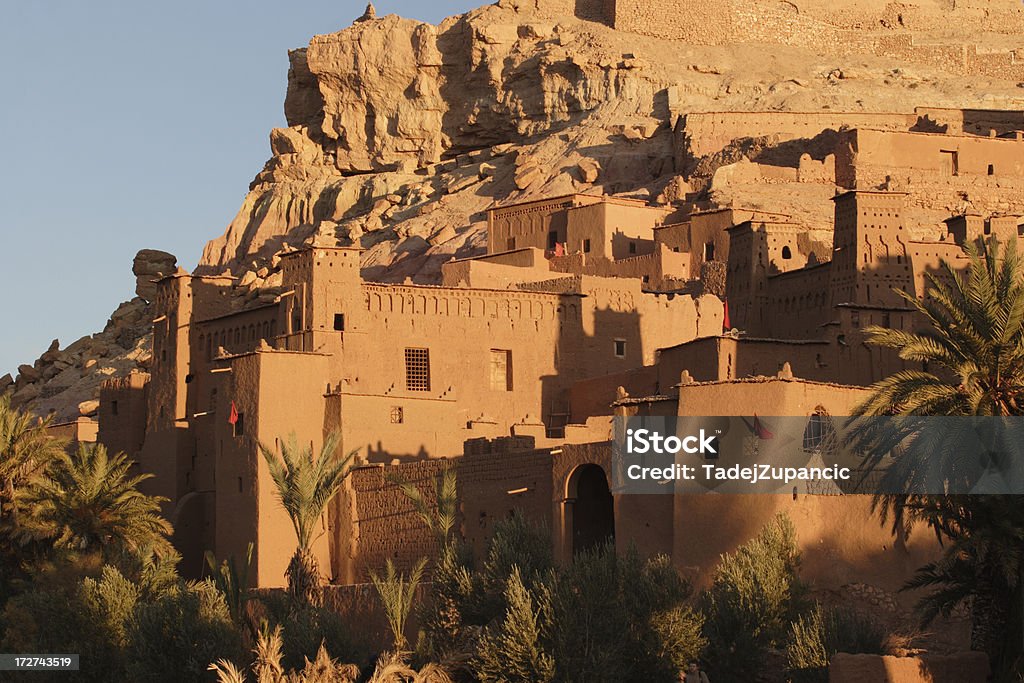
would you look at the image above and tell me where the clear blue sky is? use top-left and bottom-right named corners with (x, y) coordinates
top-left (0, 0), bottom-right (479, 377)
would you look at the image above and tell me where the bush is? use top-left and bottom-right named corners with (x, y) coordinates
top-left (474, 567), bottom-right (555, 683)
top-left (415, 541), bottom-right (478, 662)
top-left (257, 590), bottom-right (361, 672)
top-left (127, 579), bottom-right (243, 682)
top-left (1, 565), bottom-right (138, 682)
top-left (701, 514), bottom-right (810, 681)
top-left (786, 604), bottom-right (891, 683)
top-left (543, 545), bottom-right (701, 683)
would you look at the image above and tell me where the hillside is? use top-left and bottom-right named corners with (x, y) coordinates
top-left (7, 0), bottom-right (1024, 420)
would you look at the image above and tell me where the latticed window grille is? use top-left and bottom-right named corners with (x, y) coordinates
top-left (404, 348), bottom-right (431, 391)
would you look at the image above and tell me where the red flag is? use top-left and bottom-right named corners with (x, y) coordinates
top-left (752, 414), bottom-right (774, 440)
top-left (723, 299), bottom-right (731, 331)
top-left (228, 401), bottom-right (239, 426)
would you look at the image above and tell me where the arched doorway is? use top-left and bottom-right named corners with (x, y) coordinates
top-left (568, 464), bottom-right (614, 555)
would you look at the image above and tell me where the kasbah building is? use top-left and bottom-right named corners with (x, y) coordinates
top-left (68, 0), bottom-right (1024, 644)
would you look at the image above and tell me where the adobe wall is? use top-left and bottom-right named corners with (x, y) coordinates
top-left (676, 111), bottom-right (917, 173)
top-left (214, 349), bottom-right (332, 589)
top-left (549, 245), bottom-right (690, 290)
top-left (673, 493), bottom-right (940, 595)
top-left (764, 264), bottom-right (833, 338)
top-left (45, 418), bottom-right (98, 446)
top-left (659, 339), bottom-right (835, 386)
top-left (487, 194), bottom-right (604, 254)
top-left (334, 447), bottom-right (554, 584)
top-left (329, 276), bottom-right (720, 463)
top-left (564, 196), bottom-right (668, 260)
top-left (97, 372), bottom-right (149, 460)
top-left (838, 129), bottom-right (1024, 223)
top-left (829, 652), bottom-right (989, 683)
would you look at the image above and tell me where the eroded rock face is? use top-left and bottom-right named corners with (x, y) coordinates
top-left (133, 249), bottom-right (178, 302)
top-left (198, 1), bottom-right (1024, 279)
top-left (16, 0), bottom-right (1024, 419)
top-left (7, 252), bottom-right (171, 421)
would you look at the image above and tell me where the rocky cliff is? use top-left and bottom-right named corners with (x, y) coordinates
top-left (9, 0), bottom-right (1024, 419)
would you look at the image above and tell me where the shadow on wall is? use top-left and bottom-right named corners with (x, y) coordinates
top-left (364, 441), bottom-right (432, 465)
top-left (540, 303), bottom-right (644, 439)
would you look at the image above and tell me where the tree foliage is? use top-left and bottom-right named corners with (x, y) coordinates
top-left (259, 432), bottom-right (355, 606)
top-left (849, 237), bottom-right (1024, 674)
top-left (21, 442), bottom-right (173, 561)
top-left (701, 514), bottom-right (808, 681)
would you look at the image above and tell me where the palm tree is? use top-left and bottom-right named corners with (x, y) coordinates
top-left (258, 432), bottom-right (355, 606)
top-left (23, 442), bottom-right (173, 561)
top-left (370, 557), bottom-right (428, 650)
top-left (0, 395), bottom-right (65, 535)
top-left (849, 237), bottom-right (1024, 672)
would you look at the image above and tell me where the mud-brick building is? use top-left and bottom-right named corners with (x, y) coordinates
top-left (99, 193), bottom-right (723, 582)
top-left (96, 110), bottom-right (1024, 610)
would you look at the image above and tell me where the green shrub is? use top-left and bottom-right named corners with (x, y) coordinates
top-left (127, 579), bottom-right (243, 682)
top-left (701, 514), bottom-right (810, 681)
top-left (0, 565), bottom-right (138, 682)
top-left (786, 604), bottom-right (891, 683)
top-left (258, 590), bottom-right (360, 672)
top-left (543, 545), bottom-right (700, 683)
top-left (473, 567), bottom-right (555, 683)
top-left (415, 541), bottom-right (478, 662)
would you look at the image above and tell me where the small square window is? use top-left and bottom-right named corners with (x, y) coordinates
top-left (111, 400), bottom-right (119, 416)
top-left (333, 313), bottom-right (345, 331)
top-left (547, 231), bottom-right (558, 249)
top-left (628, 241), bottom-right (637, 254)
top-left (391, 406), bottom-right (404, 424)
top-left (614, 339), bottom-right (626, 358)
top-left (233, 413), bottom-right (245, 437)
top-left (583, 239), bottom-right (591, 253)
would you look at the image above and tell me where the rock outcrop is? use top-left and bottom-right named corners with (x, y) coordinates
top-left (133, 249), bottom-right (177, 302)
top-left (5, 250), bottom-right (161, 420)
top-left (197, 1), bottom-right (1024, 283)
top-left (12, 0), bottom-right (1024, 419)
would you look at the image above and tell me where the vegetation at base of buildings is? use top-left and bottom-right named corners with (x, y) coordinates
top-left (785, 605), bottom-right (892, 683)
top-left (370, 558), bottom-right (428, 651)
top-left (851, 237), bottom-right (1024, 679)
top-left (700, 514), bottom-right (810, 680)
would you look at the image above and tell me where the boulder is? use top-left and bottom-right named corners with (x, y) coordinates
top-left (514, 164), bottom-right (545, 190)
top-left (11, 383), bottom-right (40, 407)
top-left (78, 400), bottom-right (100, 417)
top-left (133, 249), bottom-right (178, 302)
top-left (17, 364), bottom-right (40, 383)
top-left (577, 158), bottom-right (601, 183)
top-left (0, 374), bottom-right (13, 393)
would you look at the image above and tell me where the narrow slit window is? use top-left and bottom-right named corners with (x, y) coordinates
top-left (490, 349), bottom-right (513, 391)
